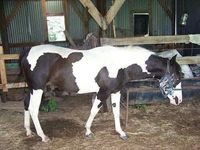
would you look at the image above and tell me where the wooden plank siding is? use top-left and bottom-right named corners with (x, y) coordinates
top-left (100, 35), bottom-right (199, 46)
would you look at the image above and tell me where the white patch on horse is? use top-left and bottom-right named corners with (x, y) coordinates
top-left (72, 46), bottom-right (154, 94)
top-left (27, 44), bottom-right (81, 71)
top-left (168, 82), bottom-right (182, 105)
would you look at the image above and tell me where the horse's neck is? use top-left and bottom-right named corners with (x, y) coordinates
top-left (147, 59), bottom-right (168, 79)
top-left (126, 56), bottom-right (167, 80)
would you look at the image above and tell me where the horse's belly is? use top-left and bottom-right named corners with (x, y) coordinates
top-left (73, 64), bottom-right (100, 94)
top-left (74, 71), bottom-right (99, 94)
top-left (77, 79), bottom-right (99, 94)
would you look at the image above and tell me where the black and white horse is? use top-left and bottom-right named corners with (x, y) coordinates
top-left (20, 44), bottom-right (183, 142)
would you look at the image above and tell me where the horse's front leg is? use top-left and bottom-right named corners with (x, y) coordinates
top-left (111, 91), bottom-right (128, 140)
top-left (28, 89), bottom-right (50, 142)
top-left (85, 94), bottom-right (102, 138)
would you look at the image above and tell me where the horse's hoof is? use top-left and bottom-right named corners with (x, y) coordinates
top-left (42, 136), bottom-right (51, 143)
top-left (27, 132), bottom-right (35, 138)
top-left (26, 131), bottom-right (36, 138)
top-left (85, 133), bottom-right (94, 139)
top-left (120, 134), bottom-right (129, 140)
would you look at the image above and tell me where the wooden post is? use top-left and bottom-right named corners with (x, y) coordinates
top-left (112, 0), bottom-right (116, 38)
top-left (0, 46), bottom-right (8, 102)
top-left (63, 0), bottom-right (69, 31)
top-left (83, 8), bottom-right (89, 37)
top-left (63, 0), bottom-right (76, 47)
top-left (148, 0), bottom-right (153, 36)
top-left (0, 46), bottom-right (8, 92)
top-left (0, 1), bottom-right (9, 53)
top-left (41, 0), bottom-right (48, 42)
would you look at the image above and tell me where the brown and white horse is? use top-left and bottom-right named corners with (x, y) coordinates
top-left (20, 44), bottom-right (183, 142)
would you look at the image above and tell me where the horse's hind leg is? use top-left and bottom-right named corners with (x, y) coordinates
top-left (85, 94), bottom-right (102, 138)
top-left (24, 92), bottom-right (34, 137)
top-left (28, 89), bottom-right (50, 142)
top-left (24, 110), bottom-right (33, 137)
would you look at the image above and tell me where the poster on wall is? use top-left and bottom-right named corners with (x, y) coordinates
top-left (47, 16), bottom-right (66, 42)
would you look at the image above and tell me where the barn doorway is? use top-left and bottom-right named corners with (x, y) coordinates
top-left (133, 13), bottom-right (149, 36)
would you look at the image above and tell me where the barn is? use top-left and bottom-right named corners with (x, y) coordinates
top-left (1, 0), bottom-right (200, 149)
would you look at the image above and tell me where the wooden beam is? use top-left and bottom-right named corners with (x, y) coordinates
top-left (83, 8), bottom-right (89, 36)
top-left (96, 0), bottom-right (106, 36)
top-left (79, 0), bottom-right (107, 30)
top-left (177, 56), bottom-right (200, 65)
top-left (64, 30), bottom-right (76, 47)
top-left (8, 42), bottom-right (42, 48)
top-left (0, 1), bottom-right (9, 52)
top-left (70, 0), bottom-right (83, 22)
top-left (46, 13), bottom-right (64, 16)
top-left (0, 46), bottom-right (8, 92)
top-left (70, 0), bottom-right (89, 35)
top-left (100, 35), bottom-right (197, 46)
top-left (63, 0), bottom-right (76, 45)
top-left (0, 54), bottom-right (19, 60)
top-left (157, 0), bottom-right (173, 20)
top-left (0, 0), bottom-right (24, 32)
top-left (105, 0), bottom-right (125, 25)
top-left (41, 0), bottom-right (48, 42)
top-left (148, 0), bottom-right (153, 35)
top-left (0, 2), bottom-right (5, 31)
top-left (0, 82), bottom-right (27, 90)
top-left (63, 0), bottom-right (69, 31)
top-left (6, 0), bottom-right (24, 27)
top-left (79, 0), bottom-right (125, 31)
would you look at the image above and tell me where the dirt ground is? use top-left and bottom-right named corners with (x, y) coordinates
top-left (0, 93), bottom-right (200, 150)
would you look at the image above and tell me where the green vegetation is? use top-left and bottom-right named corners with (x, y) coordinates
top-left (134, 104), bottom-right (147, 112)
top-left (41, 98), bottom-right (57, 112)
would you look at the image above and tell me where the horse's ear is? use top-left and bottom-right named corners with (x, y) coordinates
top-left (170, 54), bottom-right (177, 64)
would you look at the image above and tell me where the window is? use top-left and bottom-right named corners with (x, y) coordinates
top-left (133, 13), bottom-right (149, 36)
top-left (47, 16), bottom-right (66, 42)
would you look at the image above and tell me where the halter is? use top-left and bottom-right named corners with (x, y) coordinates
top-left (159, 60), bottom-right (177, 98)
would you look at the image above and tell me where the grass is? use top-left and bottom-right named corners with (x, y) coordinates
top-left (41, 98), bottom-right (57, 112)
top-left (133, 104), bottom-right (147, 112)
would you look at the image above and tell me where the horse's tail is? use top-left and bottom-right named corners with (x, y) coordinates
top-left (18, 49), bottom-right (26, 76)
top-left (17, 48), bottom-right (29, 80)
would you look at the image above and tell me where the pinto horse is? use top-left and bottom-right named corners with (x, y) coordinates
top-left (20, 44), bottom-right (183, 142)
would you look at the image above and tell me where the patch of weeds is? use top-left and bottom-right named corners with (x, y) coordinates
top-left (41, 98), bottom-right (57, 112)
top-left (134, 104), bottom-right (147, 112)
